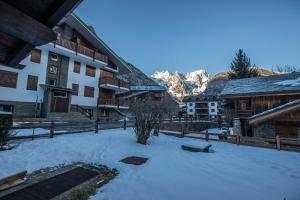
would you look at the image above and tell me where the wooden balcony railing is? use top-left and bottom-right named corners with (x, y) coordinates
top-left (98, 98), bottom-right (129, 107)
top-left (99, 77), bottom-right (129, 89)
top-left (55, 36), bottom-right (108, 63)
top-left (236, 109), bottom-right (252, 117)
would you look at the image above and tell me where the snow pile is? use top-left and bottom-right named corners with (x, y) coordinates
top-left (274, 78), bottom-right (300, 87)
top-left (0, 128), bottom-right (300, 200)
top-left (151, 70), bottom-right (209, 100)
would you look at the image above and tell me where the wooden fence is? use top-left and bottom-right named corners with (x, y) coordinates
top-left (161, 128), bottom-right (300, 152)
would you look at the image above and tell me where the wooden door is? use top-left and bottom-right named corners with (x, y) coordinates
top-left (54, 97), bottom-right (69, 112)
top-left (275, 122), bottom-right (297, 138)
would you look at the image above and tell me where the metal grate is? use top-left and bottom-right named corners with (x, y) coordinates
top-left (0, 167), bottom-right (99, 200)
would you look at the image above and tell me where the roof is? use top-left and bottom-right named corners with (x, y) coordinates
top-left (117, 62), bottom-right (164, 89)
top-left (63, 13), bottom-right (131, 73)
top-left (248, 99), bottom-right (300, 125)
top-left (0, 0), bottom-right (82, 68)
top-left (221, 72), bottom-right (300, 97)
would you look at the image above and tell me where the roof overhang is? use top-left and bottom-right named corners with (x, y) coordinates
top-left (64, 13), bottom-right (131, 72)
top-left (221, 91), bottom-right (300, 99)
top-left (249, 100), bottom-right (300, 125)
top-left (0, 0), bottom-right (82, 68)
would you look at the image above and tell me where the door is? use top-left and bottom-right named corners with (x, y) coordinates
top-left (54, 97), bottom-right (69, 112)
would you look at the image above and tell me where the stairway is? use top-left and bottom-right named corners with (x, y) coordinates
top-left (46, 112), bottom-right (95, 123)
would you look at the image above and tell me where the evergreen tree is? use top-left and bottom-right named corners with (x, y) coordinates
top-left (229, 49), bottom-right (258, 79)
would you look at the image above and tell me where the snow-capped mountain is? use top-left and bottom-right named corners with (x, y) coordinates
top-left (151, 70), bottom-right (209, 101)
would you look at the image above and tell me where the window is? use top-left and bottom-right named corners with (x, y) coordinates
top-left (74, 61), bottom-right (81, 73)
top-left (72, 83), bottom-right (79, 96)
top-left (189, 109), bottom-right (193, 112)
top-left (211, 102), bottom-right (215, 106)
top-left (26, 75), bottom-right (38, 91)
top-left (85, 65), bottom-right (96, 77)
top-left (189, 103), bottom-right (193, 106)
top-left (84, 86), bottom-right (94, 97)
top-left (0, 70), bottom-right (18, 88)
top-left (49, 79), bottom-right (56, 86)
top-left (53, 91), bottom-right (67, 98)
top-left (30, 49), bottom-right (41, 63)
top-left (50, 54), bottom-right (58, 62)
top-left (0, 104), bottom-right (13, 112)
top-left (211, 109), bottom-right (215, 112)
top-left (241, 102), bottom-right (247, 110)
top-left (49, 65), bottom-right (58, 74)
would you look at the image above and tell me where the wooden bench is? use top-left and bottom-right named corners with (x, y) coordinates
top-left (0, 171), bottom-right (27, 191)
top-left (181, 144), bottom-right (212, 152)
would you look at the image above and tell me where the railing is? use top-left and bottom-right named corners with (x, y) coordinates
top-left (98, 98), bottom-right (129, 107)
top-left (99, 77), bottom-right (130, 89)
top-left (236, 109), bottom-right (252, 117)
top-left (75, 105), bottom-right (93, 120)
top-left (55, 36), bottom-right (108, 63)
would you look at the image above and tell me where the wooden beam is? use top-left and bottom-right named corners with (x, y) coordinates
top-left (6, 43), bottom-right (34, 67)
top-left (46, 0), bottom-right (82, 27)
top-left (0, 1), bottom-right (57, 46)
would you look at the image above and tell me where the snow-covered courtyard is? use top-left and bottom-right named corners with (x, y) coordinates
top-left (1, 128), bottom-right (300, 200)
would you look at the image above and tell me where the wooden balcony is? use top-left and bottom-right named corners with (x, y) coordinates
top-left (236, 109), bottom-right (253, 118)
top-left (99, 77), bottom-right (130, 91)
top-left (98, 98), bottom-right (129, 109)
top-left (54, 36), bottom-right (108, 63)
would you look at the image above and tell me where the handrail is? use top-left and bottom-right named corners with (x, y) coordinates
top-left (99, 77), bottom-right (129, 89)
top-left (55, 36), bottom-right (108, 63)
top-left (75, 105), bottom-right (93, 120)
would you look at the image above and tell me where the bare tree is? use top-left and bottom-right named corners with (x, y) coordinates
top-left (272, 65), bottom-right (300, 73)
top-left (130, 92), bottom-right (176, 144)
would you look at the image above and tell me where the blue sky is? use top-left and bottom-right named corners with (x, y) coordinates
top-left (75, 0), bottom-right (300, 75)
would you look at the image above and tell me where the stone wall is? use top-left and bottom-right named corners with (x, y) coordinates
top-left (253, 121), bottom-right (275, 138)
top-left (160, 121), bottom-right (218, 132)
top-left (0, 100), bottom-right (41, 117)
top-left (233, 118), bottom-right (241, 135)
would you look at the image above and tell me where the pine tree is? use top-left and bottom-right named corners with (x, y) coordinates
top-left (229, 49), bottom-right (258, 79)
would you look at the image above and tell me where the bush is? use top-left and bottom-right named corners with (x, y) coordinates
top-left (0, 113), bottom-right (13, 150)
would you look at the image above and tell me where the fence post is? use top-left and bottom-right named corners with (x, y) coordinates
top-left (236, 134), bottom-right (240, 145)
top-left (123, 119), bottom-right (127, 130)
top-left (32, 127), bottom-right (35, 140)
top-left (50, 121), bottom-right (54, 138)
top-left (205, 129), bottom-right (209, 141)
top-left (95, 120), bottom-right (99, 134)
top-left (276, 135), bottom-right (281, 151)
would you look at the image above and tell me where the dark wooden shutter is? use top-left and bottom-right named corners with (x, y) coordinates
top-left (85, 65), bottom-right (96, 77)
top-left (0, 69), bottom-right (18, 88)
top-left (26, 75), bottom-right (38, 91)
top-left (72, 83), bottom-right (79, 96)
top-left (84, 86), bottom-right (94, 97)
top-left (73, 61), bottom-right (81, 73)
top-left (30, 49), bottom-right (42, 63)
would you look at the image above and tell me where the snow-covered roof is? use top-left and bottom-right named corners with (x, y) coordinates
top-left (248, 99), bottom-right (300, 125)
top-left (221, 73), bottom-right (300, 97)
top-left (130, 85), bottom-right (166, 91)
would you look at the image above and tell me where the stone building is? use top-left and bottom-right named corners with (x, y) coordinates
top-left (221, 73), bottom-right (300, 138)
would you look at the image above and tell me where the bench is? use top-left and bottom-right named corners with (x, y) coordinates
top-left (181, 144), bottom-right (212, 152)
top-left (0, 171), bottom-right (27, 191)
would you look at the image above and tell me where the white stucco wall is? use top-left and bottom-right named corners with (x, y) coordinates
top-left (67, 58), bottom-right (100, 107)
top-left (208, 101), bottom-right (218, 115)
top-left (186, 102), bottom-right (195, 115)
top-left (0, 48), bottom-right (48, 103)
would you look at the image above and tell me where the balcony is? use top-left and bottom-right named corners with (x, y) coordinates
top-left (98, 98), bottom-right (129, 109)
top-left (54, 36), bottom-right (108, 64)
top-left (99, 77), bottom-right (130, 92)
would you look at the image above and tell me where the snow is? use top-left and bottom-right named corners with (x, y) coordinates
top-left (1, 128), bottom-right (300, 200)
top-left (151, 70), bottom-right (209, 100)
top-left (274, 78), bottom-right (300, 87)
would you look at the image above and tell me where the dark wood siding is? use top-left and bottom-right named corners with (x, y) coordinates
top-left (0, 69), bottom-right (18, 88)
top-left (30, 49), bottom-right (41, 63)
top-left (85, 65), bottom-right (96, 77)
top-left (84, 86), bottom-right (94, 98)
top-left (26, 75), bottom-right (38, 91)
